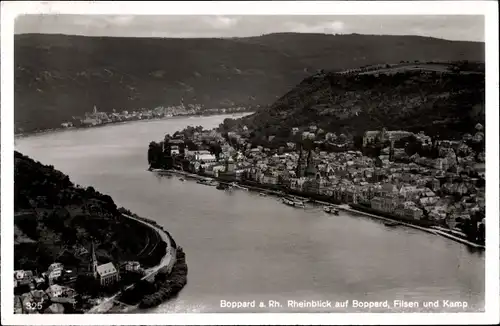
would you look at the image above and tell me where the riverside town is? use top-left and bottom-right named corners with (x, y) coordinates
top-left (148, 119), bottom-right (486, 248)
top-left (15, 102), bottom-right (255, 136)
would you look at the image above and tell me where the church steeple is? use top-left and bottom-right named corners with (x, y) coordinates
top-left (304, 149), bottom-right (317, 177)
top-left (90, 239), bottom-right (98, 278)
top-left (296, 143), bottom-right (307, 178)
top-left (389, 140), bottom-right (395, 162)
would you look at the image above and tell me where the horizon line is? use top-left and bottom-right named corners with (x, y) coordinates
top-left (13, 31), bottom-right (485, 43)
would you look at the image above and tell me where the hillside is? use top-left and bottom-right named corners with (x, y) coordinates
top-left (14, 33), bottom-right (484, 132)
top-left (230, 62), bottom-right (485, 143)
top-left (236, 33), bottom-right (484, 69)
top-left (14, 151), bottom-right (166, 273)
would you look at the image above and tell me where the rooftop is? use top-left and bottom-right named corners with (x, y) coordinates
top-left (96, 262), bottom-right (117, 277)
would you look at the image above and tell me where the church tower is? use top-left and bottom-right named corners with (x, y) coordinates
top-left (304, 149), bottom-right (317, 177)
top-left (389, 139), bottom-right (395, 162)
top-left (90, 239), bottom-right (98, 279)
top-left (296, 143), bottom-right (307, 178)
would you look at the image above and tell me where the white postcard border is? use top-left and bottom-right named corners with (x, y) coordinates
top-left (1, 1), bottom-right (498, 325)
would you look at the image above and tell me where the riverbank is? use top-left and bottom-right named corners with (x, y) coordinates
top-left (160, 168), bottom-right (484, 250)
top-left (114, 212), bottom-right (188, 310)
top-left (137, 248), bottom-right (187, 309)
top-left (15, 111), bottom-right (255, 139)
top-left (343, 204), bottom-right (484, 249)
top-left (87, 211), bottom-right (182, 313)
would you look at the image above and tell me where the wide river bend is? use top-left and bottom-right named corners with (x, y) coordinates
top-left (15, 114), bottom-right (485, 313)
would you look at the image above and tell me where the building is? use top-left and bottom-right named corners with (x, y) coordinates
top-left (96, 263), bottom-right (120, 286)
top-left (261, 172), bottom-right (279, 185)
top-left (14, 270), bottom-right (34, 287)
top-left (124, 261), bottom-right (142, 272)
top-left (171, 145), bottom-right (180, 155)
top-left (33, 277), bottom-right (46, 289)
top-left (47, 263), bottom-right (64, 284)
top-left (14, 295), bottom-right (23, 314)
top-left (90, 241), bottom-right (120, 287)
top-left (225, 157), bottom-right (236, 173)
top-left (196, 151), bottom-right (217, 163)
top-left (363, 131), bottom-right (380, 147)
top-left (302, 131), bottom-right (315, 140)
top-left (45, 284), bottom-right (64, 298)
top-left (404, 206), bottom-right (423, 220)
top-left (370, 195), bottom-right (398, 213)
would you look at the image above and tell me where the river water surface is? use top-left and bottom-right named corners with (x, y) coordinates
top-left (15, 114), bottom-right (485, 313)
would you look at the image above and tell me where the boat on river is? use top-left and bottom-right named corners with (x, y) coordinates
top-left (216, 183), bottom-right (229, 190)
top-left (150, 168), bottom-right (172, 176)
top-left (384, 221), bottom-right (401, 227)
top-left (283, 197), bottom-right (305, 208)
top-left (294, 200), bottom-right (306, 208)
top-left (282, 198), bottom-right (296, 207)
top-left (197, 178), bottom-right (217, 186)
top-left (259, 192), bottom-right (267, 197)
top-left (324, 206), bottom-right (339, 215)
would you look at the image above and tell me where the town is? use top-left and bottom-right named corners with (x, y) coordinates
top-left (14, 237), bottom-right (150, 314)
top-left (148, 122), bottom-right (486, 246)
top-left (57, 103), bottom-right (256, 130)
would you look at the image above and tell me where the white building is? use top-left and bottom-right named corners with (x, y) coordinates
top-left (124, 261), bottom-right (141, 272)
top-left (47, 263), bottom-right (64, 284)
top-left (45, 284), bottom-right (64, 298)
top-left (96, 262), bottom-right (120, 287)
top-left (14, 270), bottom-right (33, 287)
top-left (171, 145), bottom-right (180, 155)
top-left (196, 151), bottom-right (217, 163)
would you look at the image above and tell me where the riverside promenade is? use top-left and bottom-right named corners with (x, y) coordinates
top-left (161, 169), bottom-right (485, 250)
top-left (332, 204), bottom-right (484, 249)
top-left (87, 214), bottom-right (176, 314)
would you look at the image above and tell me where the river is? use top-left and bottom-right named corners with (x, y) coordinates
top-left (15, 114), bottom-right (485, 313)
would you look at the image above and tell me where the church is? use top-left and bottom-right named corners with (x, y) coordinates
top-left (89, 241), bottom-right (120, 287)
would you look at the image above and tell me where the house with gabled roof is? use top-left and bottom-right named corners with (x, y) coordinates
top-left (96, 262), bottom-right (120, 287)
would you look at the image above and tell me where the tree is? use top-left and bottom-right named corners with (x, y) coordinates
top-left (75, 274), bottom-right (101, 296)
top-left (208, 142), bottom-right (222, 160)
top-left (353, 135), bottom-right (363, 150)
top-left (148, 141), bottom-right (164, 169)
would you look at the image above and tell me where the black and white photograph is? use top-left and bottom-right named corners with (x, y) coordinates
top-left (1, 1), bottom-right (499, 325)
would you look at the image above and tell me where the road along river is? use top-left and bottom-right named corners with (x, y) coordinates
top-left (15, 113), bottom-right (485, 313)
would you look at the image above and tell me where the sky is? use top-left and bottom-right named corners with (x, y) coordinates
top-left (15, 15), bottom-right (484, 42)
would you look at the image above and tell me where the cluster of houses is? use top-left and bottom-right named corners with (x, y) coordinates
top-left (62, 103), bottom-right (254, 129)
top-left (14, 240), bottom-right (145, 314)
top-left (165, 122), bottom-right (485, 231)
top-left (72, 105), bottom-right (189, 127)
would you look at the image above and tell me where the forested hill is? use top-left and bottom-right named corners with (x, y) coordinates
top-left (226, 61), bottom-right (485, 144)
top-left (15, 32), bottom-right (484, 132)
top-left (14, 151), bottom-right (166, 273)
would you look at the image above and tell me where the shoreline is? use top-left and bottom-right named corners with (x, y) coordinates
top-left (340, 205), bottom-right (484, 249)
top-left (159, 168), bottom-right (484, 251)
top-left (15, 111), bottom-right (254, 140)
top-left (87, 212), bottom-right (184, 313)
